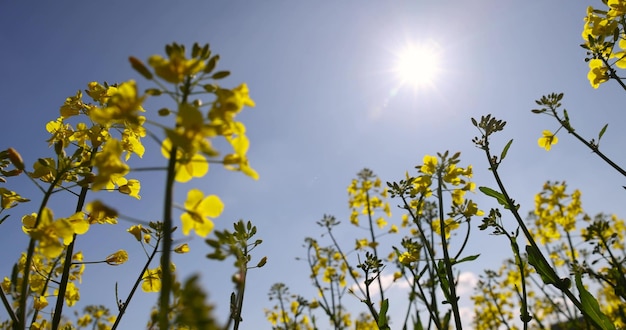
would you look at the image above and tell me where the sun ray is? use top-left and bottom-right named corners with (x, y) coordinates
top-left (394, 41), bottom-right (442, 89)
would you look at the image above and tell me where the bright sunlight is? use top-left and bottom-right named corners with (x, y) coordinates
top-left (393, 41), bottom-right (442, 89)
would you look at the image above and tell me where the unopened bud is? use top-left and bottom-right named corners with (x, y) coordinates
top-left (54, 140), bottom-right (65, 157)
top-left (256, 256), bottom-right (267, 268)
top-left (129, 56), bottom-right (153, 80)
top-left (6, 148), bottom-right (24, 171)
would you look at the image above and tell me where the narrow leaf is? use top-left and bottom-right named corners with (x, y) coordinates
top-left (575, 272), bottom-right (616, 330)
top-left (454, 254), bottom-right (480, 265)
top-left (598, 124), bottom-right (608, 140)
top-left (377, 299), bottom-right (390, 329)
top-left (500, 139), bottom-right (513, 161)
top-left (478, 186), bottom-right (508, 207)
top-left (526, 245), bottom-right (558, 285)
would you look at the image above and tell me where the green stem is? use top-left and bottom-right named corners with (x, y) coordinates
top-left (364, 190), bottom-right (385, 302)
top-left (0, 289), bottom-right (17, 326)
top-left (158, 143), bottom-right (177, 330)
top-left (551, 107), bottom-right (626, 177)
top-left (508, 235), bottom-right (529, 330)
top-left (30, 255), bottom-right (61, 327)
top-left (482, 146), bottom-right (604, 327)
top-left (435, 173), bottom-right (462, 330)
top-left (325, 229), bottom-right (378, 321)
top-left (158, 76), bottom-right (191, 330)
top-left (18, 174), bottom-right (61, 329)
top-left (232, 259), bottom-right (247, 329)
top-left (111, 235), bottom-right (161, 330)
top-left (51, 185), bottom-right (88, 330)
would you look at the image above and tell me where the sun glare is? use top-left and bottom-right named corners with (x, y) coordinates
top-left (394, 41), bottom-right (442, 89)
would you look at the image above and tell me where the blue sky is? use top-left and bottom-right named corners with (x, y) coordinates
top-left (1, 1), bottom-right (625, 329)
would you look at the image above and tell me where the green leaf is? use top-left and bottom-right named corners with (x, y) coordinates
top-left (575, 272), bottom-right (616, 330)
top-left (525, 245), bottom-right (558, 286)
top-left (500, 139), bottom-right (513, 161)
top-left (598, 123), bottom-right (608, 141)
top-left (454, 254), bottom-right (480, 265)
top-left (212, 71), bottom-right (230, 80)
top-left (377, 299), bottom-right (390, 329)
top-left (204, 55), bottom-right (220, 74)
top-left (479, 186), bottom-right (508, 208)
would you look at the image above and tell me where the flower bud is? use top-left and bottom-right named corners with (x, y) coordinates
top-left (129, 56), bottom-right (153, 80)
top-left (6, 148), bottom-right (24, 171)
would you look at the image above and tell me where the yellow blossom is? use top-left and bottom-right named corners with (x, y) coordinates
top-left (537, 130), bottom-right (558, 151)
top-left (105, 250), bottom-right (129, 265)
top-left (431, 218), bottom-right (460, 239)
top-left (85, 200), bottom-right (118, 224)
top-left (587, 58), bottom-right (609, 88)
top-left (116, 177), bottom-right (141, 199)
top-left (142, 268), bottom-right (162, 292)
top-left (92, 139), bottom-right (129, 191)
top-left (148, 50), bottom-right (205, 84)
top-left (421, 155), bottom-right (438, 175)
top-left (22, 209), bottom-right (75, 258)
top-left (181, 188), bottom-right (224, 237)
top-left (0, 188), bottom-right (29, 209)
top-left (174, 243), bottom-right (190, 254)
top-left (127, 225), bottom-right (143, 241)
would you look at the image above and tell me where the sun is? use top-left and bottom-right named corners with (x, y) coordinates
top-left (393, 41), bottom-right (442, 89)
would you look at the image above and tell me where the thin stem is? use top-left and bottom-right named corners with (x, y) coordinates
top-left (325, 229), bottom-right (378, 320)
top-left (551, 107), bottom-right (626, 177)
top-left (435, 173), bottom-right (462, 330)
top-left (158, 77), bottom-right (191, 330)
top-left (111, 235), bottom-right (162, 329)
top-left (364, 190), bottom-right (385, 302)
top-left (51, 185), bottom-right (89, 329)
top-left (0, 289), bottom-right (17, 326)
top-left (481, 145), bottom-right (605, 326)
top-left (232, 261), bottom-right (247, 329)
top-left (18, 174), bottom-right (61, 329)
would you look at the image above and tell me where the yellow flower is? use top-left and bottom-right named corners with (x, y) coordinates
top-left (62, 212), bottom-right (90, 236)
top-left (431, 218), bottom-right (459, 239)
top-left (142, 268), bottom-right (162, 292)
top-left (209, 84), bottom-right (255, 122)
top-left (223, 134), bottom-right (259, 180)
top-left (608, 0), bottom-right (626, 17)
top-left (376, 217), bottom-right (388, 229)
top-left (127, 225), bottom-right (144, 241)
top-left (161, 138), bottom-right (209, 183)
top-left (0, 188), bottom-right (29, 209)
top-left (92, 139), bottom-right (129, 191)
top-left (174, 243), bottom-right (190, 254)
top-left (148, 50), bottom-right (205, 84)
top-left (399, 251), bottom-right (417, 265)
top-left (89, 80), bottom-right (145, 127)
top-left (64, 282), bottom-right (80, 307)
top-left (421, 155), bottom-right (438, 175)
top-left (355, 238), bottom-right (369, 250)
top-left (587, 58), bottom-right (609, 88)
top-left (290, 300), bottom-right (299, 314)
top-left (180, 188), bottom-right (224, 237)
top-left (116, 177), bottom-right (141, 199)
top-left (537, 130), bottom-right (558, 151)
top-left (323, 267), bottom-right (336, 283)
top-left (34, 296), bottom-right (48, 310)
top-left (60, 90), bottom-right (85, 118)
top-left (22, 209), bottom-right (75, 258)
top-left (105, 250), bottom-right (129, 265)
top-left (1, 277), bottom-right (10, 293)
top-left (85, 200), bottom-right (118, 224)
